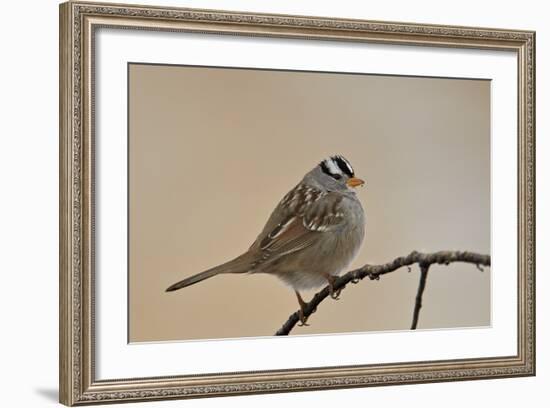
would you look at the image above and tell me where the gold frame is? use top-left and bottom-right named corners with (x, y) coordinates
top-left (59, 1), bottom-right (536, 405)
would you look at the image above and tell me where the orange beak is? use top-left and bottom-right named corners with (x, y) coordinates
top-left (346, 177), bottom-right (365, 188)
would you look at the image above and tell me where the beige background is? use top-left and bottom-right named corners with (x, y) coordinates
top-left (128, 64), bottom-right (490, 342)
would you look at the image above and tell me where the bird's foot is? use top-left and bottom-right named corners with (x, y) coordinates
top-left (297, 310), bottom-right (310, 327)
top-left (329, 287), bottom-right (341, 300)
top-left (295, 291), bottom-right (310, 327)
top-left (326, 275), bottom-right (341, 300)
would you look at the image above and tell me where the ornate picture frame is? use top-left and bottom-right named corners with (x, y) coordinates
top-left (59, 1), bottom-right (535, 405)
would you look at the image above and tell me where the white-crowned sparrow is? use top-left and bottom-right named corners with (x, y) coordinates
top-left (166, 155), bottom-right (365, 325)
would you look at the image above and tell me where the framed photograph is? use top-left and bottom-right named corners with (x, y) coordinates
top-left (59, 1), bottom-right (535, 405)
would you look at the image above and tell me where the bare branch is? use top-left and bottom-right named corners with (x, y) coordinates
top-left (410, 263), bottom-right (430, 330)
top-left (275, 250), bottom-right (490, 336)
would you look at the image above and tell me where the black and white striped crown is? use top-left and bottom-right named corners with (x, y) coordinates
top-left (319, 155), bottom-right (355, 179)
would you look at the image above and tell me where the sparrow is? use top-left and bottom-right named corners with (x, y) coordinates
top-left (166, 155), bottom-right (365, 326)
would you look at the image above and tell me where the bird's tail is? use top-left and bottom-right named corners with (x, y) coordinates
top-left (165, 252), bottom-right (254, 292)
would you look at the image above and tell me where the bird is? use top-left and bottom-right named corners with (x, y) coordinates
top-left (166, 155), bottom-right (366, 326)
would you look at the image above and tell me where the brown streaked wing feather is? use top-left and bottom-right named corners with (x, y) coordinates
top-left (260, 216), bottom-right (317, 253)
top-left (251, 192), bottom-right (346, 267)
top-left (250, 184), bottom-right (324, 250)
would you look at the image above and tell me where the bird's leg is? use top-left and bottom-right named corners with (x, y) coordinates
top-left (325, 274), bottom-right (341, 300)
top-left (295, 291), bottom-right (310, 326)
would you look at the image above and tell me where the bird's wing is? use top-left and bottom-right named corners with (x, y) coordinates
top-left (251, 190), bottom-right (346, 265)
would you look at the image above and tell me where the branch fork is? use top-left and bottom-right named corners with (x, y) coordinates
top-left (275, 250), bottom-right (491, 336)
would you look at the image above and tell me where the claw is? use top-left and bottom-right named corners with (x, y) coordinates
top-left (325, 275), bottom-right (341, 300)
top-left (295, 290), bottom-right (311, 327)
top-left (330, 287), bottom-right (341, 300)
top-left (298, 310), bottom-right (310, 326)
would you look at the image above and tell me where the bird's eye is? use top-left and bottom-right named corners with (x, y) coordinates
top-left (332, 174), bottom-right (342, 180)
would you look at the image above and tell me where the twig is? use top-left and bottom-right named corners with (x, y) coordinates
top-left (410, 263), bottom-right (430, 330)
top-left (275, 250), bottom-right (490, 336)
